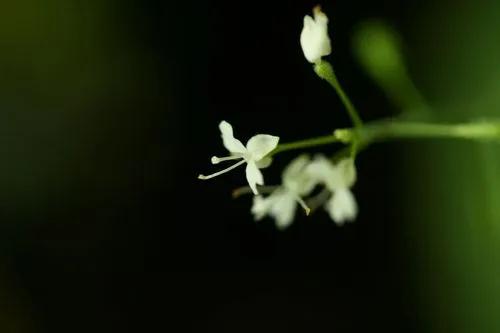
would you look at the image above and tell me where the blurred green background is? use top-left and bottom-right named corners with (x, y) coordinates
top-left (0, 0), bottom-right (499, 332)
top-left (0, 1), bottom-right (171, 331)
top-left (406, 1), bottom-right (500, 331)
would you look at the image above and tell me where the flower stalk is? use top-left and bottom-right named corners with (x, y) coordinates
top-left (198, 5), bottom-right (500, 229)
top-left (314, 60), bottom-right (364, 130)
top-left (269, 119), bottom-right (500, 158)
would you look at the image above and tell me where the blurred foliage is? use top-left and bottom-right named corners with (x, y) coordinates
top-left (0, 0), bottom-right (164, 218)
top-left (0, 3), bottom-right (167, 330)
top-left (352, 20), bottom-right (426, 112)
top-left (407, 2), bottom-right (500, 332)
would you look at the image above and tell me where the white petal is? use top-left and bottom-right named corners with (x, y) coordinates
top-left (282, 155), bottom-right (310, 182)
top-left (219, 121), bottom-right (247, 154)
top-left (325, 188), bottom-right (358, 225)
top-left (305, 155), bottom-right (332, 178)
top-left (334, 158), bottom-right (357, 188)
top-left (256, 156), bottom-right (273, 169)
top-left (282, 155), bottom-right (316, 195)
top-left (300, 7), bottom-right (331, 63)
top-left (306, 155), bottom-right (338, 187)
top-left (306, 156), bottom-right (356, 191)
top-left (251, 196), bottom-right (272, 221)
top-left (246, 134), bottom-right (279, 161)
top-left (269, 191), bottom-right (297, 229)
top-left (245, 161), bottom-right (264, 195)
top-left (251, 191), bottom-right (297, 229)
top-left (313, 7), bottom-right (331, 56)
top-left (313, 6), bottom-right (329, 27)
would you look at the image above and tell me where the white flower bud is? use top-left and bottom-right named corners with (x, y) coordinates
top-left (300, 6), bottom-right (332, 63)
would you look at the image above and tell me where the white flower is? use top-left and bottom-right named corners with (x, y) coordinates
top-left (325, 187), bottom-right (357, 224)
top-left (198, 121), bottom-right (279, 195)
top-left (251, 155), bottom-right (316, 229)
top-left (306, 156), bottom-right (358, 225)
top-left (300, 5), bottom-right (332, 64)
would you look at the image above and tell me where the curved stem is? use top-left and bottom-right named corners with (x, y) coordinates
top-left (314, 60), bottom-right (363, 129)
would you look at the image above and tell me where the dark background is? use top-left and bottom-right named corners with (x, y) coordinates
top-left (0, 0), bottom-right (435, 332)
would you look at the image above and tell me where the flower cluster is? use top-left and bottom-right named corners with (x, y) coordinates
top-left (198, 6), bottom-right (360, 229)
top-left (198, 120), bottom-right (358, 229)
top-left (252, 155), bottom-right (357, 229)
top-left (198, 5), bottom-right (500, 229)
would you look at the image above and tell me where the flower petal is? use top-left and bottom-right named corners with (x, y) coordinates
top-left (251, 191), bottom-right (296, 229)
top-left (251, 195), bottom-right (272, 221)
top-left (313, 5), bottom-right (329, 26)
top-left (300, 7), bottom-right (331, 63)
top-left (256, 156), bottom-right (273, 169)
top-left (335, 158), bottom-right (357, 188)
top-left (246, 134), bottom-right (279, 161)
top-left (219, 121), bottom-right (247, 154)
top-left (245, 161), bottom-right (264, 195)
top-left (282, 155), bottom-right (316, 195)
top-left (306, 155), bottom-right (340, 189)
top-left (325, 188), bottom-right (357, 225)
top-left (269, 191), bottom-right (297, 229)
top-left (282, 155), bottom-right (310, 181)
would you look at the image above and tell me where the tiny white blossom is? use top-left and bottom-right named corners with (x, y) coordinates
top-left (300, 5), bottom-right (332, 64)
top-left (251, 155), bottom-right (315, 229)
top-left (325, 187), bottom-right (357, 224)
top-left (306, 156), bottom-right (358, 225)
top-left (198, 121), bottom-right (279, 195)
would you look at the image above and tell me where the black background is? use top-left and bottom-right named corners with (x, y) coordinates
top-left (1, 0), bottom-right (427, 331)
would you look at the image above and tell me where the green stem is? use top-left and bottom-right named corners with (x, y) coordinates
top-left (338, 120), bottom-right (500, 144)
top-left (270, 119), bottom-right (500, 158)
top-left (314, 60), bottom-right (363, 129)
top-left (269, 134), bottom-right (341, 157)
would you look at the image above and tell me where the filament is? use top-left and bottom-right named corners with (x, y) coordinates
top-left (211, 155), bottom-right (242, 164)
top-left (198, 159), bottom-right (246, 180)
top-left (295, 195), bottom-right (311, 216)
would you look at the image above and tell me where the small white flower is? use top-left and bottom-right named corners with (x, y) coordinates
top-left (300, 5), bottom-right (332, 64)
top-left (252, 191), bottom-right (297, 229)
top-left (198, 121), bottom-right (279, 195)
top-left (306, 156), bottom-right (358, 225)
top-left (251, 155), bottom-right (315, 229)
top-left (325, 187), bottom-right (357, 224)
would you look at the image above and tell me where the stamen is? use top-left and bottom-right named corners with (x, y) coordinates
top-left (305, 188), bottom-right (331, 213)
top-left (232, 185), bottom-right (280, 198)
top-left (295, 196), bottom-right (311, 216)
top-left (211, 155), bottom-right (242, 164)
top-left (198, 159), bottom-right (246, 180)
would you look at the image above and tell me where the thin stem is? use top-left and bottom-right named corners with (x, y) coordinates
top-left (269, 119), bottom-right (500, 159)
top-left (269, 134), bottom-right (340, 157)
top-left (329, 73), bottom-right (364, 129)
top-left (315, 61), bottom-right (363, 129)
top-left (338, 120), bottom-right (500, 145)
